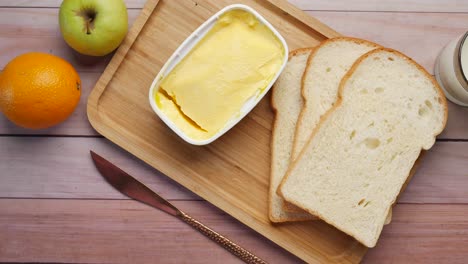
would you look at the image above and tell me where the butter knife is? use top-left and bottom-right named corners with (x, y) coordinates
top-left (90, 151), bottom-right (267, 264)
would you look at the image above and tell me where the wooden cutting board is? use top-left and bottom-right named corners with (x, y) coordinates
top-left (87, 0), bottom-right (367, 262)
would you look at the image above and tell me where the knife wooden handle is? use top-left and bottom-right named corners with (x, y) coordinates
top-left (179, 211), bottom-right (267, 264)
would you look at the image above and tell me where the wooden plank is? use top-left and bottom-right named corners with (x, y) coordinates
top-left (307, 11), bottom-right (468, 76)
top-left (0, 8), bottom-right (465, 77)
top-left (1, 10), bottom-right (467, 138)
top-left (1, 199), bottom-right (468, 263)
top-left (0, 199), bottom-right (302, 263)
top-left (442, 103), bottom-right (468, 140)
top-left (0, 137), bottom-right (467, 204)
top-left (399, 142), bottom-right (468, 204)
top-left (1, 0), bottom-right (466, 12)
top-left (292, 0), bottom-right (468, 12)
top-left (364, 204), bottom-right (468, 263)
top-left (0, 10), bottom-right (466, 75)
top-left (0, 137), bottom-right (199, 200)
top-left (0, 8), bottom-right (139, 73)
top-left (0, 9), bottom-right (465, 76)
top-left (0, 72), bottom-right (99, 135)
top-left (0, 0), bottom-right (147, 9)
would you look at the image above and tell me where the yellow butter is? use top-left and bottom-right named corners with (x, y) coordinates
top-left (155, 9), bottom-right (284, 140)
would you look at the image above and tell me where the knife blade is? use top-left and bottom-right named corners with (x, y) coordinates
top-left (90, 151), bottom-right (179, 216)
top-left (90, 151), bottom-right (267, 264)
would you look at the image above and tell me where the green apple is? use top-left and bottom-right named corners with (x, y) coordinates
top-left (59, 0), bottom-right (128, 56)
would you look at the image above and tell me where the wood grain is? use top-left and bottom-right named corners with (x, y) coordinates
top-left (1, 138), bottom-right (467, 204)
top-left (308, 11), bottom-right (468, 76)
top-left (398, 142), bottom-right (468, 204)
top-left (292, 0), bottom-right (468, 12)
top-left (0, 0), bottom-right (147, 8)
top-left (0, 137), bottom-right (198, 200)
top-left (2, 0), bottom-right (466, 12)
top-left (0, 199), bottom-right (302, 264)
top-left (442, 103), bottom-right (468, 140)
top-left (364, 204), bottom-right (468, 264)
top-left (2, 199), bottom-right (468, 263)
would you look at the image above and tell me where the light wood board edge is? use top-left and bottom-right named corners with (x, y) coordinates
top-left (264, 0), bottom-right (340, 38)
top-left (87, 0), bottom-right (161, 130)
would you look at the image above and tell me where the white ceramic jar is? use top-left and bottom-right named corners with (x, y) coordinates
top-left (435, 31), bottom-right (468, 107)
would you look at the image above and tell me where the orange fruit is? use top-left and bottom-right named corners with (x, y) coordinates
top-left (0, 52), bottom-right (81, 129)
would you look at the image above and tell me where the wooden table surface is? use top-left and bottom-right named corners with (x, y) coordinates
top-left (1, 0), bottom-right (467, 263)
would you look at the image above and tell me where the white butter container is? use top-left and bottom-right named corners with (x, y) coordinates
top-left (148, 4), bottom-right (288, 145)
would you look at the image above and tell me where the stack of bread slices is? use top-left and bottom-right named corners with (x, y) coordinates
top-left (269, 37), bottom-right (447, 248)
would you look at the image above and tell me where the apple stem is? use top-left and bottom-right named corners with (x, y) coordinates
top-left (76, 8), bottom-right (96, 35)
top-left (86, 18), bottom-right (92, 35)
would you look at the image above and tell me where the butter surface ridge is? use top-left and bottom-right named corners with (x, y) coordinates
top-left (156, 9), bottom-right (285, 140)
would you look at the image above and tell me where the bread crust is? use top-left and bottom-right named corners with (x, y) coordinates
top-left (278, 47), bottom-right (448, 246)
top-left (269, 47), bottom-right (317, 222)
top-left (270, 48), bottom-right (315, 111)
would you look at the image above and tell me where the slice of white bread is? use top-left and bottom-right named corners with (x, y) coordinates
top-left (291, 37), bottom-right (381, 161)
top-left (283, 37), bottom-right (381, 214)
top-left (278, 48), bottom-right (447, 247)
top-left (269, 48), bottom-right (316, 222)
